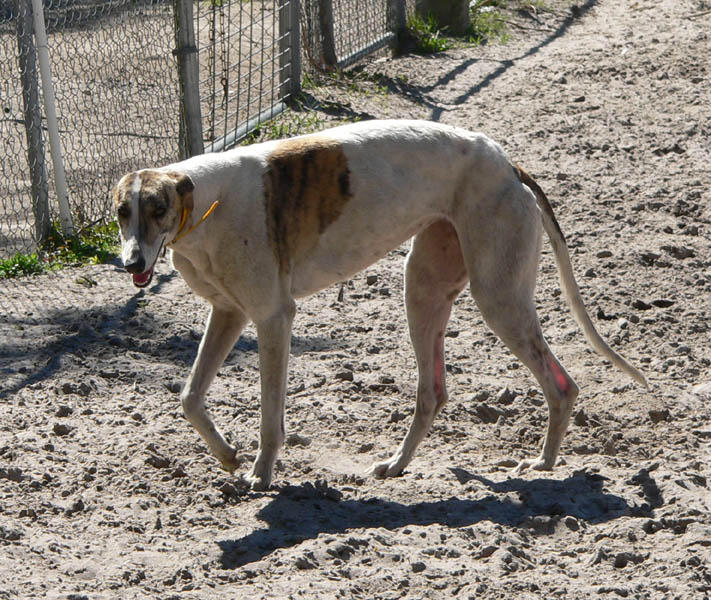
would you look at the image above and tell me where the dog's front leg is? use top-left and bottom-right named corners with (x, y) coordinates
top-left (181, 306), bottom-right (247, 472)
top-left (244, 301), bottom-right (296, 491)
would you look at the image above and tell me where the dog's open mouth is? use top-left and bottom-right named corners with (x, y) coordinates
top-left (132, 267), bottom-right (154, 288)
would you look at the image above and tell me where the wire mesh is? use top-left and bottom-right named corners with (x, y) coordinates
top-left (1, 0), bottom-right (396, 315)
top-left (0, 0), bottom-right (180, 261)
top-left (196, 0), bottom-right (292, 153)
top-left (332, 0), bottom-right (392, 67)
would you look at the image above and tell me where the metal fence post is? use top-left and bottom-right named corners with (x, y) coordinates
top-left (318, 0), bottom-right (337, 69)
top-left (30, 0), bottom-right (74, 238)
top-left (15, 0), bottom-right (50, 248)
top-left (173, 0), bottom-right (204, 158)
top-left (279, 0), bottom-right (301, 100)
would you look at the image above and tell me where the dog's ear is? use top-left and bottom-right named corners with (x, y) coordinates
top-left (175, 174), bottom-right (195, 197)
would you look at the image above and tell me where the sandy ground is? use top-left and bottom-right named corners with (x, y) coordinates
top-left (1, 1), bottom-right (710, 598)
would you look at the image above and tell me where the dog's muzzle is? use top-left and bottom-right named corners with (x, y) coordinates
top-left (125, 256), bottom-right (154, 288)
top-left (122, 237), bottom-right (164, 288)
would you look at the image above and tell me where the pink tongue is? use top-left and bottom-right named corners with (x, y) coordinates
top-left (132, 269), bottom-right (152, 287)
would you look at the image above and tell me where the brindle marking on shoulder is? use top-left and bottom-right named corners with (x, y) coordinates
top-left (263, 137), bottom-right (352, 272)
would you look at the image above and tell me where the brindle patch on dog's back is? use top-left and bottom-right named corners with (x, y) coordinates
top-left (263, 137), bottom-right (352, 272)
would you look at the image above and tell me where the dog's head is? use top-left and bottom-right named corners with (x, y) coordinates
top-left (113, 169), bottom-right (194, 288)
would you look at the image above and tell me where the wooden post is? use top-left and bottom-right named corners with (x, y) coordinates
top-left (173, 0), bottom-right (204, 158)
top-left (279, 0), bottom-right (301, 100)
top-left (415, 0), bottom-right (470, 35)
top-left (388, 0), bottom-right (407, 53)
top-left (318, 0), bottom-right (337, 69)
top-left (15, 0), bottom-right (50, 248)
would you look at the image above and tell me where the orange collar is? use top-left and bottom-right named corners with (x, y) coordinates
top-left (167, 201), bottom-right (219, 246)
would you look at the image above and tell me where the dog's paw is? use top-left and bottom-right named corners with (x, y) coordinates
top-left (217, 447), bottom-right (241, 474)
top-left (243, 458), bottom-right (273, 491)
top-left (241, 471), bottom-right (271, 491)
top-left (369, 458), bottom-right (405, 479)
top-left (513, 455), bottom-right (554, 474)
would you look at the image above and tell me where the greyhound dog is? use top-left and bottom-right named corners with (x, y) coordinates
top-left (113, 119), bottom-right (646, 490)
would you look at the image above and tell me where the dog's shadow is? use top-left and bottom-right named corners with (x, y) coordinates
top-left (217, 468), bottom-right (633, 569)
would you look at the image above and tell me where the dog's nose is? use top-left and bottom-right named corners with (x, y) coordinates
top-left (124, 256), bottom-right (146, 274)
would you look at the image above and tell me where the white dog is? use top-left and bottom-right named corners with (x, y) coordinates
top-left (114, 119), bottom-right (646, 490)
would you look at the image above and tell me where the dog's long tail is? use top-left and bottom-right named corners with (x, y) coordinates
top-left (514, 165), bottom-right (648, 389)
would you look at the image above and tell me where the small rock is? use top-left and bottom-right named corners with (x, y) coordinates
top-left (520, 515), bottom-right (556, 536)
top-left (613, 551), bottom-right (646, 568)
top-left (326, 541), bottom-right (356, 560)
top-left (389, 409), bottom-right (406, 423)
top-left (0, 467), bottom-right (24, 482)
top-left (574, 409), bottom-right (588, 427)
top-left (335, 369), bottom-right (354, 382)
top-left (53, 423), bottom-right (72, 437)
top-left (170, 466), bottom-right (187, 479)
top-left (411, 561), bottom-right (426, 573)
top-left (294, 552), bottom-right (318, 570)
top-left (286, 433), bottom-right (311, 447)
top-left (573, 443), bottom-right (596, 455)
top-left (642, 519), bottom-right (663, 534)
top-left (475, 404), bottom-right (503, 424)
top-left (146, 453), bottom-right (171, 469)
top-left (602, 438), bottom-right (617, 456)
top-left (661, 245), bottom-right (695, 259)
top-left (55, 405), bottom-right (73, 417)
top-left (0, 525), bottom-right (24, 541)
top-left (648, 408), bottom-right (671, 423)
top-left (632, 299), bottom-right (652, 310)
top-left (366, 274), bottom-right (379, 286)
top-left (66, 498), bottom-right (86, 516)
top-left (314, 478), bottom-right (343, 502)
top-left (639, 252), bottom-right (661, 266)
top-left (563, 516), bottom-right (580, 531)
top-left (476, 545), bottom-right (499, 559)
top-left (357, 442), bottom-right (374, 453)
top-left (651, 299), bottom-right (674, 308)
top-left (166, 381), bottom-right (182, 394)
top-left (495, 387), bottom-right (516, 405)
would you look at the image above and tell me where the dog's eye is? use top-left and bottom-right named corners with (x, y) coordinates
top-left (117, 205), bottom-right (130, 219)
top-left (153, 206), bottom-right (166, 219)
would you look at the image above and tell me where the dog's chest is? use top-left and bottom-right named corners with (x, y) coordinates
top-left (172, 250), bottom-right (235, 307)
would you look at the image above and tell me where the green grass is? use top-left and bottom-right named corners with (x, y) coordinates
top-left (468, 3), bottom-right (509, 45)
top-left (0, 252), bottom-right (44, 278)
top-left (407, 13), bottom-right (454, 54)
top-left (0, 221), bottom-right (120, 279)
top-left (406, 1), bottom-right (517, 52)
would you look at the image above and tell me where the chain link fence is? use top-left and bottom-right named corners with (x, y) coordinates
top-left (1, 0), bottom-right (405, 314)
top-left (2, 0), bottom-right (181, 259)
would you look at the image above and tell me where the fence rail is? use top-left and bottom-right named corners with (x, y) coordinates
top-left (0, 0), bottom-right (405, 263)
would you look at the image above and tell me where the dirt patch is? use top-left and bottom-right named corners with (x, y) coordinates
top-left (1, 1), bottom-right (710, 598)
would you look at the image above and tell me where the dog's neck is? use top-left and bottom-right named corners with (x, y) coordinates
top-left (167, 198), bottom-right (219, 247)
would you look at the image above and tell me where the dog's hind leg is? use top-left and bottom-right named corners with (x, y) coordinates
top-left (371, 220), bottom-right (468, 478)
top-left (181, 305), bottom-right (248, 472)
top-left (245, 300), bottom-right (296, 490)
top-left (462, 212), bottom-right (580, 472)
top-left (476, 292), bottom-right (579, 472)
